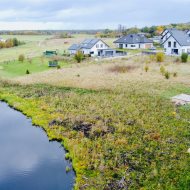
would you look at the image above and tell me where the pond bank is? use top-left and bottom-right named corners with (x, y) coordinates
top-left (0, 101), bottom-right (75, 190)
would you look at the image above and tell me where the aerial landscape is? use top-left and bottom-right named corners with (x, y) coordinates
top-left (0, 0), bottom-right (190, 190)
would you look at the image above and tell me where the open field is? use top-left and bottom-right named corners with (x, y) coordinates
top-left (14, 55), bottom-right (190, 89)
top-left (0, 35), bottom-right (190, 189)
top-left (0, 34), bottom-right (116, 62)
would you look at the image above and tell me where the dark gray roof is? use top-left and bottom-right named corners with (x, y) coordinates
top-left (114, 34), bottom-right (153, 44)
top-left (68, 38), bottom-right (108, 50)
top-left (163, 29), bottom-right (190, 46)
top-left (68, 44), bottom-right (81, 50)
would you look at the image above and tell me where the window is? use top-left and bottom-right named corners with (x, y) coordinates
top-left (101, 44), bottom-right (103, 48)
top-left (125, 44), bottom-right (128, 48)
top-left (96, 44), bottom-right (99, 48)
top-left (174, 42), bottom-right (176, 48)
top-left (168, 41), bottom-right (171, 47)
top-left (131, 45), bottom-right (135, 47)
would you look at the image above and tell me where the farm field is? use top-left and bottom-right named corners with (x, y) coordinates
top-left (0, 36), bottom-right (190, 190)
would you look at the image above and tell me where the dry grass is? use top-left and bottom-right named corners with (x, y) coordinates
top-left (108, 64), bottom-right (138, 73)
top-left (13, 55), bottom-right (190, 91)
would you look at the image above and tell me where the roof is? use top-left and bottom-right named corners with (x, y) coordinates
top-left (68, 44), bottom-right (81, 51)
top-left (162, 29), bottom-right (190, 46)
top-left (68, 38), bottom-right (109, 50)
top-left (114, 34), bottom-right (153, 44)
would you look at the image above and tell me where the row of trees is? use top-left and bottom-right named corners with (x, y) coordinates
top-left (97, 22), bottom-right (190, 38)
top-left (0, 38), bottom-right (24, 49)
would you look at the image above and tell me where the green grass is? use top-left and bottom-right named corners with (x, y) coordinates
top-left (0, 57), bottom-right (69, 78)
top-left (0, 80), bottom-right (189, 190)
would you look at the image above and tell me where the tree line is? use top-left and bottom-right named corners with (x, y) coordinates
top-left (0, 38), bottom-right (25, 49)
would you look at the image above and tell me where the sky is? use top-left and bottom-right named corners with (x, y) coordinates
top-left (0, 0), bottom-right (190, 30)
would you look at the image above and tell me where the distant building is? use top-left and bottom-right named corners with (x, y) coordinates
top-left (114, 34), bottom-right (153, 49)
top-left (161, 28), bottom-right (190, 55)
top-left (43, 50), bottom-right (57, 57)
top-left (68, 39), bottom-right (109, 57)
top-left (150, 36), bottom-right (161, 43)
top-left (0, 37), bottom-right (6, 43)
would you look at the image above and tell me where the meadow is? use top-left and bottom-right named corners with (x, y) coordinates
top-left (0, 35), bottom-right (190, 189)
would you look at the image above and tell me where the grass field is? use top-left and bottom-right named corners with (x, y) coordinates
top-left (0, 34), bottom-right (116, 62)
top-left (0, 57), bottom-right (71, 78)
top-left (0, 36), bottom-right (190, 189)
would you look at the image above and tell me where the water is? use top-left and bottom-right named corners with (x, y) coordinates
top-left (0, 102), bottom-right (75, 190)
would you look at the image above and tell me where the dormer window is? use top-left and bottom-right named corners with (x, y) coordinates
top-left (96, 44), bottom-right (99, 48)
top-left (174, 42), bottom-right (176, 48)
top-left (168, 41), bottom-right (171, 47)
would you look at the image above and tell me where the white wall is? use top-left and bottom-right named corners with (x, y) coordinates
top-left (90, 40), bottom-right (109, 56)
top-left (69, 50), bottom-right (77, 54)
top-left (163, 35), bottom-right (190, 55)
top-left (115, 43), bottom-right (153, 49)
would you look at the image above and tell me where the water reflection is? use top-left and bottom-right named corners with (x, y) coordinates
top-left (0, 102), bottom-right (75, 190)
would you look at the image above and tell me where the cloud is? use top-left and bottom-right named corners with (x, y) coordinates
top-left (0, 0), bottom-right (189, 29)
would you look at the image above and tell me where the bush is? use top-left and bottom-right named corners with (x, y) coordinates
top-left (144, 65), bottom-right (149, 72)
top-left (26, 69), bottom-right (30, 74)
top-left (57, 65), bottom-right (61, 69)
top-left (160, 66), bottom-right (165, 75)
top-left (156, 52), bottom-right (164, 62)
top-left (164, 71), bottom-right (170, 79)
top-left (173, 72), bottom-right (177, 77)
top-left (18, 54), bottom-right (25, 62)
top-left (175, 57), bottom-right (180, 63)
top-left (181, 53), bottom-right (188, 63)
top-left (74, 51), bottom-right (84, 63)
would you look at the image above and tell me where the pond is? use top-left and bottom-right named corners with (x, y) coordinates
top-left (0, 102), bottom-right (75, 190)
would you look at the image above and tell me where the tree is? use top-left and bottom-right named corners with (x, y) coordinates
top-left (181, 53), bottom-right (188, 63)
top-left (13, 38), bottom-right (19, 46)
top-left (18, 54), bottom-right (25, 62)
top-left (74, 51), bottom-right (84, 63)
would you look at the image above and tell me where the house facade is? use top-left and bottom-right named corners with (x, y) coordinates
top-left (114, 34), bottom-right (153, 49)
top-left (0, 37), bottom-right (6, 43)
top-left (161, 29), bottom-right (190, 55)
top-left (68, 39), bottom-right (109, 57)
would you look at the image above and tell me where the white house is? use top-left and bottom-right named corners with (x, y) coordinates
top-left (68, 39), bottom-right (109, 57)
top-left (113, 34), bottom-right (153, 49)
top-left (161, 29), bottom-right (190, 55)
top-left (0, 37), bottom-right (6, 43)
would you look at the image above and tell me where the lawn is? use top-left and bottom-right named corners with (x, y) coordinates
top-left (0, 54), bottom-right (190, 189)
top-left (0, 57), bottom-right (70, 78)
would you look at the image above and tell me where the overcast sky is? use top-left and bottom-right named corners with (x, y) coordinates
top-left (0, 0), bottom-right (190, 30)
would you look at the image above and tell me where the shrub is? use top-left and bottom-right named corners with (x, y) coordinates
top-left (57, 65), bottom-right (61, 69)
top-left (175, 57), bottom-right (180, 63)
top-left (160, 66), bottom-right (165, 75)
top-left (181, 53), bottom-right (188, 63)
top-left (74, 51), bottom-right (84, 63)
top-left (164, 71), bottom-right (170, 79)
top-left (144, 65), bottom-right (149, 72)
top-left (18, 54), bottom-right (25, 62)
top-left (173, 72), bottom-right (177, 77)
top-left (26, 69), bottom-right (30, 74)
top-left (156, 52), bottom-right (164, 62)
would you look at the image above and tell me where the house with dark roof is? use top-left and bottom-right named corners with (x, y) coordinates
top-left (0, 37), bottom-right (6, 43)
top-left (161, 29), bottom-right (190, 55)
top-left (113, 34), bottom-right (153, 49)
top-left (68, 39), bottom-right (109, 57)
